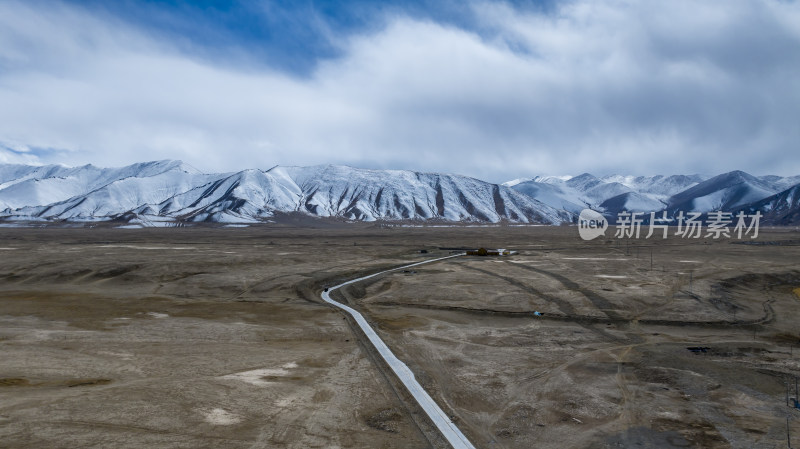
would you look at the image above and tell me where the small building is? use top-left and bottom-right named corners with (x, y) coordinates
top-left (466, 248), bottom-right (518, 256)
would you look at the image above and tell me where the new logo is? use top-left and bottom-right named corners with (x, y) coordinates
top-left (578, 209), bottom-right (608, 241)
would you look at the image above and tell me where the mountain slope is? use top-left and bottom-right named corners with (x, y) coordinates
top-left (151, 169), bottom-right (303, 222)
top-left (276, 165), bottom-right (568, 223)
top-left (506, 180), bottom-right (586, 214)
top-left (0, 160), bottom-right (207, 213)
top-left (10, 162), bottom-right (219, 220)
top-left (600, 192), bottom-right (667, 217)
top-left (602, 174), bottom-right (705, 199)
top-left (759, 175), bottom-right (800, 192)
top-left (0, 162), bottom-right (571, 224)
top-left (732, 182), bottom-right (800, 225)
top-left (507, 172), bottom-right (709, 214)
top-left (666, 170), bottom-right (778, 214)
top-left (2, 162), bottom-right (796, 225)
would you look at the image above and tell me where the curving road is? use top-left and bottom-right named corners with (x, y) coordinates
top-left (321, 254), bottom-right (476, 449)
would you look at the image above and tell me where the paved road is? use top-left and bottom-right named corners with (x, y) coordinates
top-left (321, 254), bottom-right (476, 449)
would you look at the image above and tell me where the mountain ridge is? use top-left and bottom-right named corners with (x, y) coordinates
top-left (506, 170), bottom-right (799, 224)
top-left (1, 161), bottom-right (798, 225)
top-left (0, 161), bottom-right (569, 225)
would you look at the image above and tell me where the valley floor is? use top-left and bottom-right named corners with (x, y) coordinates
top-left (0, 225), bottom-right (799, 448)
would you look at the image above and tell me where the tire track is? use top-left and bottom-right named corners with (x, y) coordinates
top-left (462, 265), bottom-right (577, 316)
top-left (510, 263), bottom-right (623, 320)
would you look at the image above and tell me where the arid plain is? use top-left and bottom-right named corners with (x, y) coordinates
top-left (1, 225), bottom-right (799, 448)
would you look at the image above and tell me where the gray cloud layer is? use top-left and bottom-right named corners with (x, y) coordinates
top-left (0, 0), bottom-right (798, 181)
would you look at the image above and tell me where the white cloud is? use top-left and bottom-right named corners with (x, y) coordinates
top-left (0, 0), bottom-right (798, 181)
top-left (0, 142), bottom-right (43, 165)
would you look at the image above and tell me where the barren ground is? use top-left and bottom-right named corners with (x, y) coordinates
top-left (1, 225), bottom-right (799, 448)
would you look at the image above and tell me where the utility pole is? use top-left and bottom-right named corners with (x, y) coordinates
top-left (788, 415), bottom-right (792, 449)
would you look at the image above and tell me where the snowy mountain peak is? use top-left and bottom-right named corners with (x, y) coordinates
top-left (565, 173), bottom-right (602, 191)
top-left (503, 170), bottom-right (798, 219)
top-left (2, 162), bottom-right (798, 225)
top-left (124, 159), bottom-right (202, 176)
top-left (0, 161), bottom-right (569, 225)
top-left (666, 170), bottom-right (778, 213)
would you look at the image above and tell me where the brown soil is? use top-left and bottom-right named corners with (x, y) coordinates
top-left (0, 225), bottom-right (798, 448)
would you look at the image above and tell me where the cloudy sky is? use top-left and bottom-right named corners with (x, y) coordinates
top-left (0, 0), bottom-right (798, 182)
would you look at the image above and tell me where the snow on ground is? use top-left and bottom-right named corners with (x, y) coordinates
top-left (220, 364), bottom-right (297, 386)
top-left (202, 408), bottom-right (241, 425)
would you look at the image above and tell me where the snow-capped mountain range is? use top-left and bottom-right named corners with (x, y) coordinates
top-left (0, 161), bottom-right (569, 225)
top-left (504, 171), bottom-right (800, 224)
top-left (1, 161), bottom-right (798, 225)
